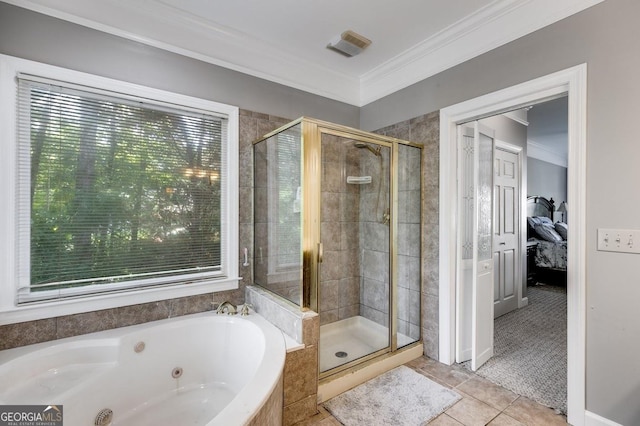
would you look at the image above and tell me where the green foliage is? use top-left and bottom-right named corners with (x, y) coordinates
top-left (29, 90), bottom-right (223, 288)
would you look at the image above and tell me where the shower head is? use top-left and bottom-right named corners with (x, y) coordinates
top-left (354, 142), bottom-right (381, 157)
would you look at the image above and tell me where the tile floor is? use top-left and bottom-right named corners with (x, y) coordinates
top-left (295, 356), bottom-right (567, 426)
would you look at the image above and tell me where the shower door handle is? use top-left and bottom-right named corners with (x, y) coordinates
top-left (317, 242), bottom-right (324, 263)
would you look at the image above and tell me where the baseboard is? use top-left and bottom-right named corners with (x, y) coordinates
top-left (585, 411), bottom-right (623, 426)
top-left (519, 296), bottom-right (529, 308)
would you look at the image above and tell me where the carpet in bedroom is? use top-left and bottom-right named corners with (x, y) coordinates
top-left (463, 284), bottom-right (567, 413)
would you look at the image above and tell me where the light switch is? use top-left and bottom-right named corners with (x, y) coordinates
top-left (597, 228), bottom-right (640, 254)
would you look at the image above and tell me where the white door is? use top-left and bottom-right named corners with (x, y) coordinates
top-left (493, 145), bottom-right (520, 318)
top-left (455, 123), bottom-right (494, 370)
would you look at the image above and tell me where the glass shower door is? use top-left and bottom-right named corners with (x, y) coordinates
top-left (396, 143), bottom-right (422, 347)
top-left (318, 132), bottom-right (391, 373)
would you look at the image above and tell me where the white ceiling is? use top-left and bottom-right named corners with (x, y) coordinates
top-left (5, 0), bottom-right (603, 106)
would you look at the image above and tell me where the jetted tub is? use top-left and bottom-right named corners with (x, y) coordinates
top-left (0, 310), bottom-right (286, 425)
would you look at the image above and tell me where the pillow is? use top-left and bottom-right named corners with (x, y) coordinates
top-left (527, 216), bottom-right (542, 228)
top-left (534, 223), bottom-right (563, 243)
top-left (554, 222), bottom-right (568, 240)
top-left (538, 216), bottom-right (553, 225)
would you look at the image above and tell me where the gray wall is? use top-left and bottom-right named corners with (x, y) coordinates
top-left (0, 3), bottom-right (359, 128)
top-left (527, 158), bottom-right (568, 222)
top-left (3, 0), bottom-right (640, 423)
top-left (362, 0), bottom-right (640, 423)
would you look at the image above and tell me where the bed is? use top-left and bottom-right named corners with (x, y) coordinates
top-left (527, 196), bottom-right (567, 274)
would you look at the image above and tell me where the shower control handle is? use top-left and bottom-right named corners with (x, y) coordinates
top-left (317, 243), bottom-right (324, 263)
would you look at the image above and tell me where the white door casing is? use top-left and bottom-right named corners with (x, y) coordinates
top-left (439, 64), bottom-right (587, 425)
top-left (493, 143), bottom-right (521, 318)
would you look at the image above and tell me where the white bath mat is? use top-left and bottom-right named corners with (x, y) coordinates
top-left (324, 365), bottom-right (461, 426)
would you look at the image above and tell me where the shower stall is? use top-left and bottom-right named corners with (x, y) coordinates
top-left (253, 117), bottom-right (422, 378)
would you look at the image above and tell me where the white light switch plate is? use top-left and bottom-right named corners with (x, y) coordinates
top-left (597, 228), bottom-right (640, 253)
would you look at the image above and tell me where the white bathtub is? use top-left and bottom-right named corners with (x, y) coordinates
top-left (0, 310), bottom-right (286, 425)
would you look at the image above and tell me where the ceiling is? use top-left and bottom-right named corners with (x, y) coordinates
top-left (5, 0), bottom-right (603, 106)
top-left (527, 97), bottom-right (568, 167)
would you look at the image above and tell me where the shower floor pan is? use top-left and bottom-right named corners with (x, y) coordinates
top-left (320, 315), bottom-right (413, 372)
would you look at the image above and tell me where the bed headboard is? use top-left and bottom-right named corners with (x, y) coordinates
top-left (527, 196), bottom-right (555, 219)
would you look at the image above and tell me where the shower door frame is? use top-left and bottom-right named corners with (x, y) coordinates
top-left (316, 126), bottom-right (395, 378)
top-left (253, 117), bottom-right (425, 380)
top-left (306, 119), bottom-right (424, 380)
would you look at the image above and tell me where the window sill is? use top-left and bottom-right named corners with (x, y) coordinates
top-left (0, 277), bottom-right (240, 326)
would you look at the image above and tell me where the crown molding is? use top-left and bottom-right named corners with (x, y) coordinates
top-left (4, 0), bottom-right (361, 104)
top-left (503, 109), bottom-right (529, 126)
top-left (5, 0), bottom-right (604, 107)
top-left (527, 140), bottom-right (568, 168)
top-left (358, 0), bottom-right (604, 106)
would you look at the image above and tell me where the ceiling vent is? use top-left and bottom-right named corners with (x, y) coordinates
top-left (327, 30), bottom-right (372, 57)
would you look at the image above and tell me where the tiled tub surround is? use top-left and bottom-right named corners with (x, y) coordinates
top-left (245, 285), bottom-right (320, 426)
top-left (0, 109), bottom-right (290, 351)
top-left (0, 310), bottom-right (286, 426)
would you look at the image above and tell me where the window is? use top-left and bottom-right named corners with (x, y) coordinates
top-left (273, 129), bottom-right (302, 270)
top-left (0, 55), bottom-right (238, 322)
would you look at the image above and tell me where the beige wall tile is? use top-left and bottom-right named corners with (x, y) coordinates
top-left (284, 394), bottom-right (318, 426)
top-left (284, 345), bottom-right (318, 405)
top-left (56, 309), bottom-right (118, 339)
top-left (247, 373), bottom-right (283, 426)
top-left (0, 318), bottom-right (56, 350)
top-left (302, 315), bottom-right (319, 346)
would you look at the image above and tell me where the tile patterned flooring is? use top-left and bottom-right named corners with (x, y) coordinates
top-left (296, 356), bottom-right (567, 426)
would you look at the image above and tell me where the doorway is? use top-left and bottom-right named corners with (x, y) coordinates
top-left (438, 65), bottom-right (587, 425)
top-left (457, 104), bottom-right (568, 413)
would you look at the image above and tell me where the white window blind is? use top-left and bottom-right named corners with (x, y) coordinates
top-left (16, 76), bottom-right (230, 303)
top-left (275, 131), bottom-right (302, 269)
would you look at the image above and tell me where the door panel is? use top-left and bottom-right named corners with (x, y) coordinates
top-left (471, 130), bottom-right (494, 371)
top-left (493, 252), bottom-right (500, 302)
top-left (504, 249), bottom-right (515, 297)
top-left (493, 147), bottom-right (520, 318)
top-left (504, 187), bottom-right (515, 234)
top-left (455, 125), bottom-right (475, 362)
top-left (456, 123), bottom-right (494, 370)
top-left (473, 258), bottom-right (494, 370)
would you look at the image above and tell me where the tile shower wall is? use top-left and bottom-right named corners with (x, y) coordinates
top-left (319, 134), bottom-right (361, 325)
top-left (0, 109), bottom-right (289, 351)
top-left (374, 111), bottom-right (440, 359)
